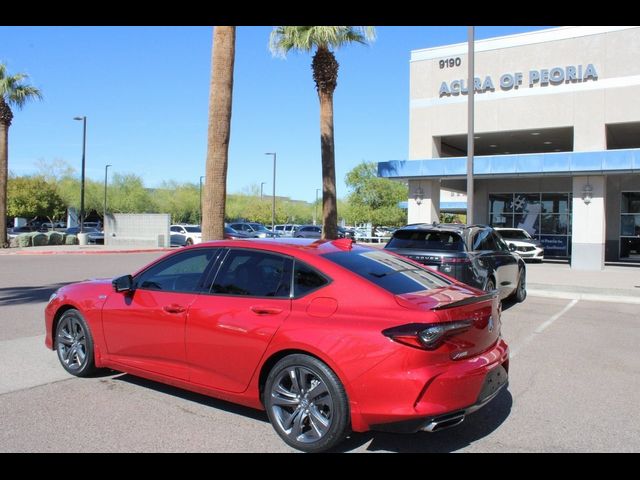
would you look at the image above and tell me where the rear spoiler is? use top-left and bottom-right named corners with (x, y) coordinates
top-left (432, 291), bottom-right (498, 311)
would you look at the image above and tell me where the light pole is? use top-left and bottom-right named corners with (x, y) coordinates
top-left (73, 116), bottom-right (87, 233)
top-left (260, 182), bottom-right (266, 200)
top-left (199, 176), bottom-right (205, 225)
top-left (315, 188), bottom-right (321, 225)
top-left (466, 26), bottom-right (475, 224)
top-left (265, 153), bottom-right (276, 231)
top-left (104, 164), bottom-right (111, 223)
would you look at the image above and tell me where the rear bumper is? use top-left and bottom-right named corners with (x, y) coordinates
top-left (349, 339), bottom-right (509, 432)
top-left (370, 363), bottom-right (508, 433)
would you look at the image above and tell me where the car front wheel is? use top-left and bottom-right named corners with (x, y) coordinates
top-left (264, 354), bottom-right (350, 453)
top-left (55, 309), bottom-right (97, 377)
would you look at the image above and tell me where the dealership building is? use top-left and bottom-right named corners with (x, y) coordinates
top-left (378, 26), bottom-right (640, 270)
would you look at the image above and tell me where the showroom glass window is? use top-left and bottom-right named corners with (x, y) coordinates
top-left (620, 192), bottom-right (640, 260)
top-left (489, 192), bottom-right (572, 257)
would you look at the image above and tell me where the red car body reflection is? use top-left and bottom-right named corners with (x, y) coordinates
top-left (45, 239), bottom-right (509, 452)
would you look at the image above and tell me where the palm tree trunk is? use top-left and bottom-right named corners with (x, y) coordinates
top-left (0, 121), bottom-right (8, 248)
top-left (202, 26), bottom-right (235, 241)
top-left (319, 91), bottom-right (338, 240)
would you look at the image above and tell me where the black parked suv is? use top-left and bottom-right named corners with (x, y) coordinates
top-left (385, 223), bottom-right (526, 302)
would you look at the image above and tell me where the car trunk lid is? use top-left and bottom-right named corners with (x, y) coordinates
top-left (395, 285), bottom-right (501, 359)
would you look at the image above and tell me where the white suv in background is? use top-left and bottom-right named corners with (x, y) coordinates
top-left (170, 224), bottom-right (202, 247)
top-left (494, 227), bottom-right (544, 262)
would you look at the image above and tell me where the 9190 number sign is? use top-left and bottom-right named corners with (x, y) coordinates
top-left (439, 57), bottom-right (461, 69)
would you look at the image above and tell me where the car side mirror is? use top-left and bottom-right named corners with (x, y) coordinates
top-left (113, 274), bottom-right (134, 293)
top-left (509, 243), bottom-right (517, 252)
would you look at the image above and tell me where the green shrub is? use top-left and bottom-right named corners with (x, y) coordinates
top-left (47, 231), bottom-right (64, 245)
top-left (65, 234), bottom-right (78, 245)
top-left (32, 233), bottom-right (48, 247)
top-left (17, 233), bottom-right (33, 248)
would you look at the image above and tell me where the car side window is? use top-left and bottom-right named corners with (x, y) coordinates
top-left (472, 229), bottom-right (494, 251)
top-left (493, 232), bottom-right (510, 252)
top-left (135, 249), bottom-right (218, 293)
top-left (293, 261), bottom-right (329, 297)
top-left (210, 250), bottom-right (292, 298)
top-left (170, 226), bottom-right (181, 233)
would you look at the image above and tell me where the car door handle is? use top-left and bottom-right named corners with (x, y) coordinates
top-left (163, 304), bottom-right (186, 314)
top-left (250, 306), bottom-right (283, 315)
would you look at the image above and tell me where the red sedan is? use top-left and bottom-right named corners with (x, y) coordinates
top-left (45, 238), bottom-right (509, 452)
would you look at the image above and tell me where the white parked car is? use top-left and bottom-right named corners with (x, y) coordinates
top-left (494, 227), bottom-right (544, 262)
top-left (170, 224), bottom-right (202, 247)
top-left (273, 224), bottom-right (300, 237)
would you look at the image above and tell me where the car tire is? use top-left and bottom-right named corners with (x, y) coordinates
top-left (485, 277), bottom-right (496, 293)
top-left (54, 309), bottom-right (97, 377)
top-left (264, 354), bottom-right (350, 453)
top-left (514, 268), bottom-right (527, 303)
top-left (185, 238), bottom-right (193, 246)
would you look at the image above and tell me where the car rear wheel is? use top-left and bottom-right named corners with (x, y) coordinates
top-left (264, 354), bottom-right (350, 453)
top-left (185, 238), bottom-right (193, 246)
top-left (514, 268), bottom-right (527, 303)
top-left (55, 309), bottom-right (97, 377)
top-left (485, 278), bottom-right (496, 293)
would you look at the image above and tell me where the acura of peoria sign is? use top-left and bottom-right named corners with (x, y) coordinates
top-left (439, 63), bottom-right (598, 97)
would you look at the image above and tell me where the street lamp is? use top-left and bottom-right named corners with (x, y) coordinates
top-left (265, 153), bottom-right (276, 231)
top-left (199, 176), bottom-right (205, 225)
top-left (73, 116), bottom-right (87, 233)
top-left (104, 164), bottom-right (112, 222)
top-left (315, 188), bottom-right (321, 225)
top-left (260, 182), bottom-right (266, 200)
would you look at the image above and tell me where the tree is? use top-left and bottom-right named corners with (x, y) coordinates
top-left (7, 176), bottom-right (66, 222)
top-left (202, 26), bottom-right (235, 241)
top-left (343, 161), bottom-right (407, 229)
top-left (0, 63), bottom-right (42, 246)
top-left (269, 26), bottom-right (375, 240)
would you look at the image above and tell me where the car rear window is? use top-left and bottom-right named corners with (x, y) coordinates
top-left (322, 249), bottom-right (451, 295)
top-left (387, 230), bottom-right (465, 251)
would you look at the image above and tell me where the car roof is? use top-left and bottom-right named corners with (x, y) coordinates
top-left (397, 223), bottom-right (488, 233)
top-left (185, 238), bottom-right (355, 256)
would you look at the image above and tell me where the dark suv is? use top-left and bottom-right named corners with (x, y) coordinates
top-left (385, 223), bottom-right (526, 302)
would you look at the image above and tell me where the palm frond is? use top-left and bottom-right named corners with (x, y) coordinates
top-left (269, 26), bottom-right (375, 57)
top-left (0, 63), bottom-right (42, 108)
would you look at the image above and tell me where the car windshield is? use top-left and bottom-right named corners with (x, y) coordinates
top-left (498, 229), bottom-right (532, 240)
top-left (184, 226), bottom-right (201, 233)
top-left (323, 249), bottom-right (451, 295)
top-left (387, 230), bottom-right (466, 251)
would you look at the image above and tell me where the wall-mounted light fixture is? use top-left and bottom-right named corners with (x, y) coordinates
top-left (582, 181), bottom-right (593, 205)
top-left (414, 186), bottom-right (424, 206)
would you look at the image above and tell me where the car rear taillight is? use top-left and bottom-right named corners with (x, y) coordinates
top-left (441, 257), bottom-right (471, 264)
top-left (382, 320), bottom-right (473, 350)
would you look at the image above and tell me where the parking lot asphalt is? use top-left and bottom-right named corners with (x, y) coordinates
top-left (0, 253), bottom-right (639, 452)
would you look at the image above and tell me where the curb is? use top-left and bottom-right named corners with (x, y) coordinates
top-left (9, 248), bottom-right (173, 256)
top-left (527, 289), bottom-right (640, 305)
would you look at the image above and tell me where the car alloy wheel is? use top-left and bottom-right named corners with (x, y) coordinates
top-left (265, 354), bottom-right (349, 452)
top-left (55, 310), bottom-right (96, 377)
top-left (515, 268), bottom-right (527, 302)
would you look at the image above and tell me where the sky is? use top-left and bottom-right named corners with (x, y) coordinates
top-left (0, 26), bottom-right (551, 203)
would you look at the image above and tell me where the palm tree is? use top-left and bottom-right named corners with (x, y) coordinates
top-left (0, 63), bottom-right (42, 247)
top-left (269, 26), bottom-right (375, 240)
top-left (202, 27), bottom-right (235, 241)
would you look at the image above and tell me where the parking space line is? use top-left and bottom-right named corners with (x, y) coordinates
top-left (510, 299), bottom-right (579, 359)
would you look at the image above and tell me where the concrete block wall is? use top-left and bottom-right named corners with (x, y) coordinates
top-left (105, 213), bottom-right (170, 247)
